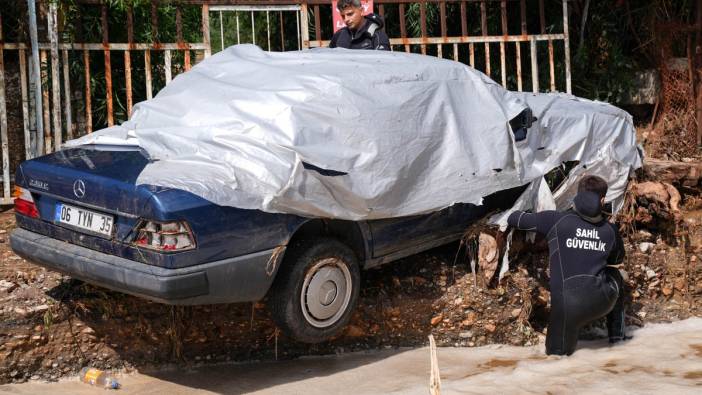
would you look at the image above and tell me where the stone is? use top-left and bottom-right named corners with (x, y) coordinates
top-left (639, 242), bottom-right (655, 253)
top-left (511, 308), bottom-right (522, 318)
top-left (29, 305), bottom-right (49, 314)
top-left (0, 279), bottom-right (17, 293)
top-left (646, 269), bottom-right (657, 279)
top-left (484, 323), bottom-right (496, 333)
top-left (345, 325), bottom-right (365, 338)
top-left (430, 314), bottom-right (443, 326)
top-left (459, 331), bottom-right (472, 339)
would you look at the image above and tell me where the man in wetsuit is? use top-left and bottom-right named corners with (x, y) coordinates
top-left (507, 175), bottom-right (628, 356)
top-left (329, 0), bottom-right (390, 50)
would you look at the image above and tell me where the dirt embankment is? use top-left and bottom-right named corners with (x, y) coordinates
top-left (0, 174), bottom-right (701, 384)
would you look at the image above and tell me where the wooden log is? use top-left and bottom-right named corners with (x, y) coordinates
top-left (642, 158), bottom-right (702, 187)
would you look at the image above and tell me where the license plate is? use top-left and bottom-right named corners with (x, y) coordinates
top-left (54, 203), bottom-right (114, 237)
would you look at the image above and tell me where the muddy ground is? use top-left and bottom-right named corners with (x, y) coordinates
top-left (1, 187), bottom-right (701, 384)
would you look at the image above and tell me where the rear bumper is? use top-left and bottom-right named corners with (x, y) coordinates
top-left (10, 228), bottom-right (285, 305)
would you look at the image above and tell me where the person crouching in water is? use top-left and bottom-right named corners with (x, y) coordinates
top-left (507, 175), bottom-right (628, 356)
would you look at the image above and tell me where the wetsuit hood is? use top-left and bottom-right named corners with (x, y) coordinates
top-left (573, 191), bottom-right (604, 223)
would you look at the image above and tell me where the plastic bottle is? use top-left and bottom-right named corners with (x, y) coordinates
top-left (79, 367), bottom-right (120, 389)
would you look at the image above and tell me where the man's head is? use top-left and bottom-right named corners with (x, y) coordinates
top-left (578, 175), bottom-right (608, 203)
top-left (337, 0), bottom-right (365, 31)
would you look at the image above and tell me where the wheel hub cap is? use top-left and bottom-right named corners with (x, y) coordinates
top-left (301, 257), bottom-right (353, 328)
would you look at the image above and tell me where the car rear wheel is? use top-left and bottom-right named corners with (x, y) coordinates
top-left (268, 238), bottom-right (360, 343)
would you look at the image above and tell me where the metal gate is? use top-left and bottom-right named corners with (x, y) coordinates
top-left (0, 0), bottom-right (572, 205)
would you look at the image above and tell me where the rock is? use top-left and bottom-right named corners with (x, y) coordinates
top-left (510, 308), bottom-right (522, 318)
top-left (461, 312), bottom-right (477, 327)
top-left (639, 242), bottom-right (656, 253)
top-left (484, 323), bottom-right (496, 333)
top-left (0, 279), bottom-right (17, 293)
top-left (13, 307), bottom-right (27, 317)
top-left (674, 278), bottom-right (686, 292)
top-left (430, 314), bottom-right (443, 326)
top-left (345, 325), bottom-right (365, 338)
top-left (661, 286), bottom-right (673, 296)
top-left (81, 327), bottom-right (95, 335)
top-left (454, 298), bottom-right (463, 306)
top-left (459, 331), bottom-right (472, 339)
top-left (646, 269), bottom-right (657, 279)
top-left (29, 305), bottom-right (49, 314)
top-left (410, 276), bottom-right (427, 286)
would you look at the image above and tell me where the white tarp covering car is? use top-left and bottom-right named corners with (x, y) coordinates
top-left (68, 44), bottom-right (642, 220)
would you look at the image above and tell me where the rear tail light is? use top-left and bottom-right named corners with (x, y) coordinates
top-left (14, 186), bottom-right (39, 218)
top-left (133, 220), bottom-right (195, 252)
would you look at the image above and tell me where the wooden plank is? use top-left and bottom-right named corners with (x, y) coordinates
top-left (0, 11), bottom-right (9, 200)
top-left (202, 4), bottom-right (211, 57)
top-left (481, 0), bottom-right (490, 76)
top-left (267, 10), bottom-right (271, 51)
top-left (165, 50), bottom-right (172, 84)
top-left (83, 49), bottom-right (92, 133)
top-left (280, 11), bottom-right (285, 51)
top-left (440, 1), bottom-right (447, 38)
top-left (469, 42), bottom-right (475, 66)
top-left (151, 0), bottom-right (159, 43)
top-left (19, 49), bottom-right (32, 159)
top-left (460, 1), bottom-right (467, 37)
top-left (102, 4), bottom-right (113, 126)
top-left (399, 4), bottom-right (409, 52)
top-left (420, 1), bottom-right (427, 55)
top-left (126, 6), bottom-right (134, 116)
top-left (562, 0), bottom-right (572, 93)
top-left (314, 5), bottom-right (321, 42)
top-left (49, 3), bottom-right (62, 150)
top-left (62, 49), bottom-right (73, 139)
top-left (41, 50), bottom-right (51, 154)
top-left (27, 0), bottom-right (44, 155)
top-left (300, 3), bottom-right (310, 48)
top-left (516, 42), bottom-right (522, 91)
top-left (500, 0), bottom-right (507, 87)
top-left (530, 36), bottom-right (539, 92)
top-left (145, 50), bottom-right (153, 99)
top-left (539, 0), bottom-right (555, 91)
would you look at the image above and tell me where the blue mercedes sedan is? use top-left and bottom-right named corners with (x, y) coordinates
top-left (10, 144), bottom-right (523, 343)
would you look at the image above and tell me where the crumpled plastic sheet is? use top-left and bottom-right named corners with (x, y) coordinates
top-left (67, 44), bottom-right (642, 221)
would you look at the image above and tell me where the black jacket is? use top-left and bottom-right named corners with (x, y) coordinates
top-left (507, 191), bottom-right (625, 296)
top-left (329, 14), bottom-right (390, 51)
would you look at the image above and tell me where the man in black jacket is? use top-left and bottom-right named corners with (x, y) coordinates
top-left (507, 175), bottom-right (628, 356)
top-left (330, 0), bottom-right (390, 50)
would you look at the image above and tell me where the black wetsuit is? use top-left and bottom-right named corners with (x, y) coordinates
top-left (329, 14), bottom-right (390, 51)
top-left (508, 191), bottom-right (626, 356)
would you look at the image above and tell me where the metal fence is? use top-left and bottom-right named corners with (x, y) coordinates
top-left (0, 0), bottom-right (572, 205)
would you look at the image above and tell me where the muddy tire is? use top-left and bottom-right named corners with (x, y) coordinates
top-left (267, 238), bottom-right (361, 343)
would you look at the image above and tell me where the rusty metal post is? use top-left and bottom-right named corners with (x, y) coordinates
top-left (27, 0), bottom-right (43, 156)
top-left (48, 2), bottom-right (62, 151)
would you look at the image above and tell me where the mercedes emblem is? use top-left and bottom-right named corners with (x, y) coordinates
top-left (73, 180), bottom-right (86, 199)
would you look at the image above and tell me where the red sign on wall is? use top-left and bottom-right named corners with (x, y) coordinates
top-left (332, 0), bottom-right (374, 33)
